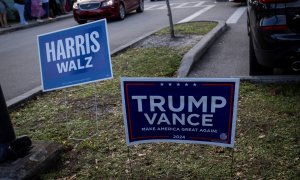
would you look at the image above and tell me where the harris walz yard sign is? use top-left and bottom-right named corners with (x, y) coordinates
top-left (121, 78), bottom-right (239, 148)
top-left (37, 19), bottom-right (113, 91)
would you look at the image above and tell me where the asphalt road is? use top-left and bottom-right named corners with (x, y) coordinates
top-left (0, 0), bottom-right (248, 105)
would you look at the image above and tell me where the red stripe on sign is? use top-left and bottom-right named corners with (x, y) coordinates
top-left (132, 136), bottom-right (169, 140)
top-left (202, 83), bottom-right (234, 143)
top-left (125, 82), bottom-right (156, 141)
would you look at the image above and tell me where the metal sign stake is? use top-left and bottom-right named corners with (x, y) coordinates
top-left (127, 147), bottom-right (134, 180)
top-left (230, 148), bottom-right (235, 178)
top-left (93, 84), bottom-right (99, 134)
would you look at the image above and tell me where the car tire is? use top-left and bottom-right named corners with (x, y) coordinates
top-left (136, 0), bottom-right (144, 13)
top-left (118, 3), bottom-right (126, 20)
top-left (249, 36), bottom-right (273, 75)
top-left (77, 20), bottom-right (87, 24)
top-left (247, 14), bottom-right (250, 36)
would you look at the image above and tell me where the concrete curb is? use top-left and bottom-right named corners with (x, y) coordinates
top-left (177, 21), bottom-right (227, 77)
top-left (7, 86), bottom-right (42, 109)
top-left (237, 75), bottom-right (300, 83)
top-left (0, 14), bottom-right (73, 36)
top-left (111, 28), bottom-right (161, 56)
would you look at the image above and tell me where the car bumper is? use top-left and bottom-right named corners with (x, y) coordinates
top-left (254, 44), bottom-right (300, 68)
top-left (73, 6), bottom-right (119, 21)
top-left (253, 29), bottom-right (300, 68)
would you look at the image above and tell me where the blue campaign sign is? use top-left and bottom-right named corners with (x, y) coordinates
top-left (37, 19), bottom-right (113, 91)
top-left (121, 78), bottom-right (240, 148)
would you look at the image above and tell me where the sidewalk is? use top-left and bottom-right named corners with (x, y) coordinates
top-left (0, 13), bottom-right (73, 36)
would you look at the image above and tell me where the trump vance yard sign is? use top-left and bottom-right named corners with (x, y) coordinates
top-left (38, 19), bottom-right (113, 91)
top-left (121, 78), bottom-right (240, 148)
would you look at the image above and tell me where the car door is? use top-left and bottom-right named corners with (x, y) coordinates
top-left (124, 0), bottom-right (138, 12)
top-left (132, 0), bottom-right (140, 9)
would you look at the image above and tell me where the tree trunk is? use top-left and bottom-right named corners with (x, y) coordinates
top-left (166, 0), bottom-right (175, 38)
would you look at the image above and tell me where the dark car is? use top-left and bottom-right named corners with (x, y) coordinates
top-left (229, 0), bottom-right (246, 3)
top-left (73, 0), bottom-right (144, 24)
top-left (247, 0), bottom-right (300, 75)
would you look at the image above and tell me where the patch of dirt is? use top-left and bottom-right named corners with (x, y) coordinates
top-left (135, 34), bottom-right (203, 48)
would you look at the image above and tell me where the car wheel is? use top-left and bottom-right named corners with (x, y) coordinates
top-left (136, 0), bottom-right (144, 13)
top-left (118, 3), bottom-right (126, 20)
top-left (247, 15), bottom-right (250, 36)
top-left (77, 20), bottom-right (87, 24)
top-left (249, 36), bottom-right (273, 75)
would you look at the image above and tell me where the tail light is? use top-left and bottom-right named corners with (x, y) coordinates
top-left (260, 15), bottom-right (289, 31)
top-left (261, 25), bottom-right (289, 31)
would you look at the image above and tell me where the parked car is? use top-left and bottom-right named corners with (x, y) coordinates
top-left (73, 0), bottom-right (144, 24)
top-left (247, 0), bottom-right (300, 75)
top-left (228, 0), bottom-right (246, 3)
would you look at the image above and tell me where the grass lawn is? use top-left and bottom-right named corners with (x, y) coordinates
top-left (9, 22), bottom-right (300, 179)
